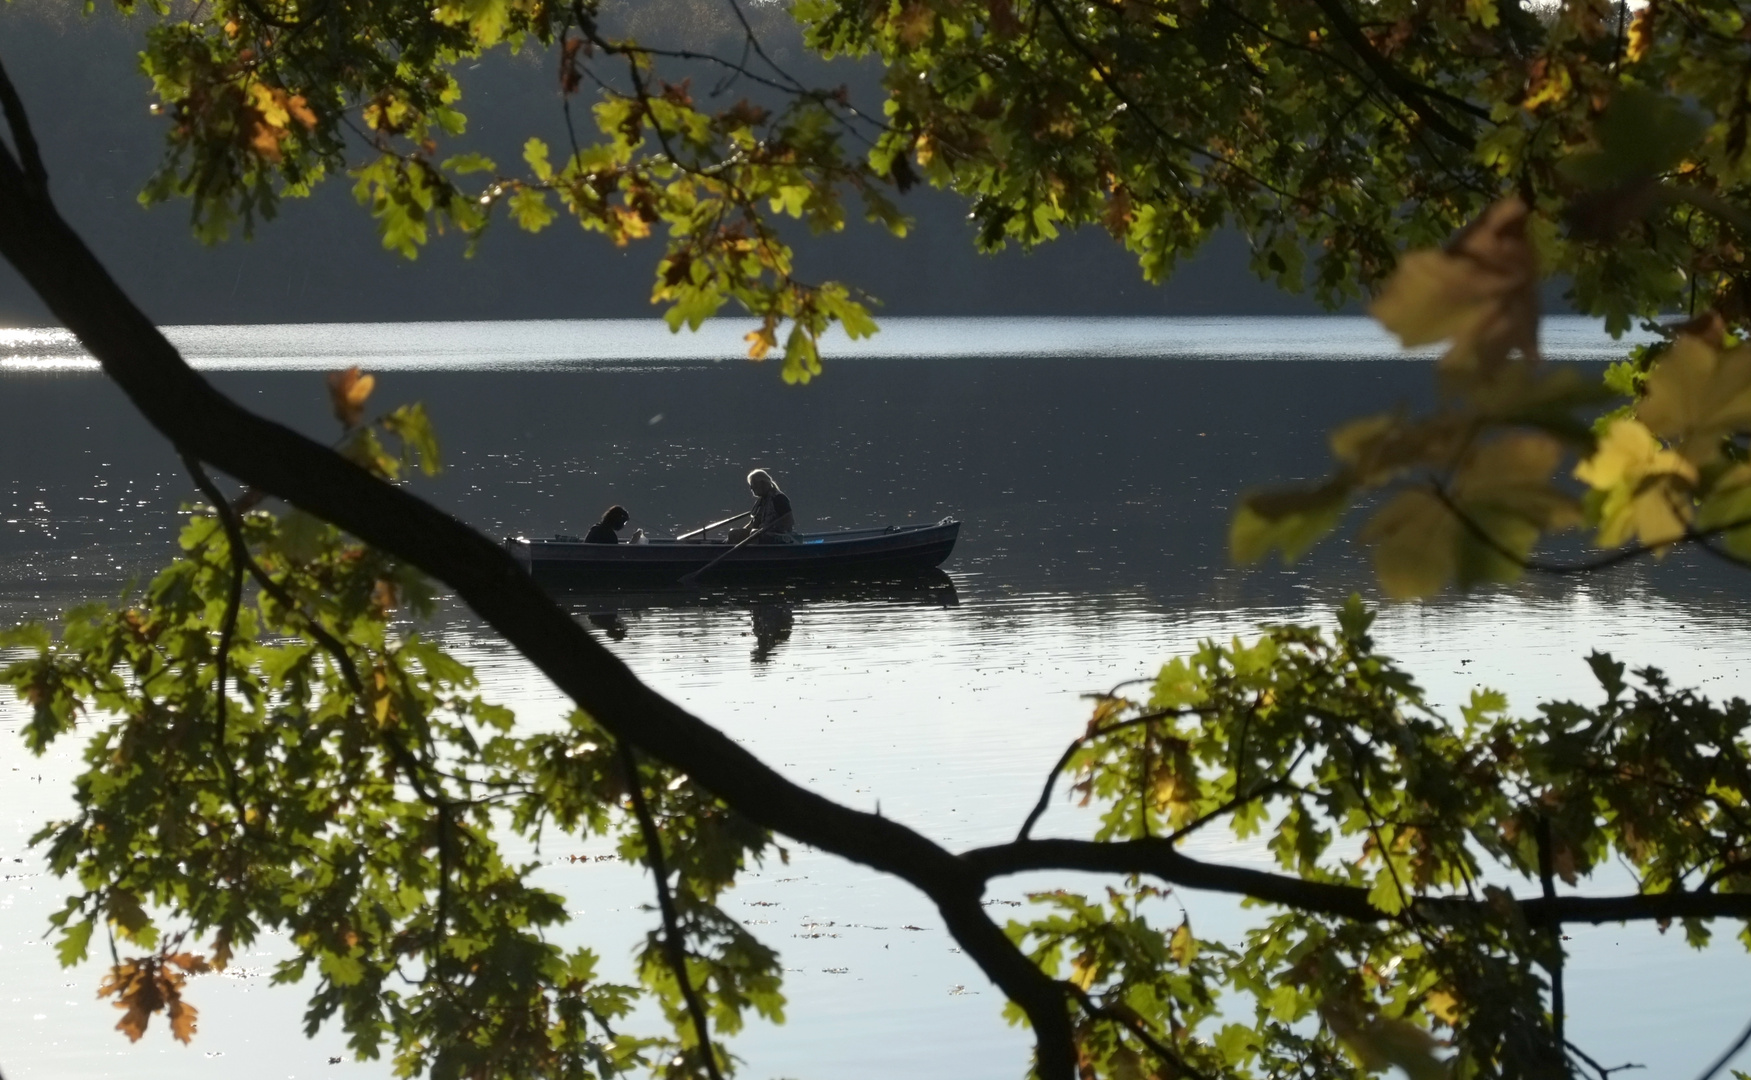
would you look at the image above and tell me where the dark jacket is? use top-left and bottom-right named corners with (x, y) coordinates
top-left (751, 491), bottom-right (794, 532)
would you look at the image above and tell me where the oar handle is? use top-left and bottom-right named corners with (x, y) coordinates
top-left (675, 510), bottom-right (751, 541)
top-left (679, 520), bottom-right (771, 584)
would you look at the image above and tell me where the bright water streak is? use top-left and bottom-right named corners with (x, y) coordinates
top-left (0, 314), bottom-right (1657, 370)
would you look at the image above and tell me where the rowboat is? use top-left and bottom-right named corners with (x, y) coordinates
top-left (507, 518), bottom-right (960, 581)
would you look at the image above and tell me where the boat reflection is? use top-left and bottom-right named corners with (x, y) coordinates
top-left (553, 571), bottom-right (960, 663)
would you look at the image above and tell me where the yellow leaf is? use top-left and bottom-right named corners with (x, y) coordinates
top-left (1574, 418), bottom-right (1696, 548)
top-left (1451, 432), bottom-right (1583, 532)
top-left (745, 323), bottom-right (777, 361)
top-left (326, 367), bottom-right (376, 428)
top-left (1625, 6), bottom-right (1654, 62)
top-left (1638, 335), bottom-right (1751, 463)
top-left (1068, 950), bottom-right (1099, 990)
top-left (1359, 489), bottom-right (1459, 599)
top-left (249, 83), bottom-right (291, 130)
top-left (1524, 57), bottom-right (1572, 111)
top-left (1425, 989), bottom-right (1460, 1024)
top-left (1168, 920), bottom-right (1197, 968)
top-left (1328, 412), bottom-right (1398, 466)
top-left (1695, 466), bottom-right (1751, 556)
top-left (1322, 1005), bottom-right (1450, 1080)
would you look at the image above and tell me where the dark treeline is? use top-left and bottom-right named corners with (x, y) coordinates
top-left (0, 0), bottom-right (1326, 326)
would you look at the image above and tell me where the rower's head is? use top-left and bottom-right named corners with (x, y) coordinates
top-left (746, 469), bottom-right (779, 496)
top-left (599, 505), bottom-right (630, 530)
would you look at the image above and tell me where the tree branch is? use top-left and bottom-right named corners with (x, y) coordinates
top-left (620, 744), bottom-right (726, 1080)
top-left (962, 837), bottom-right (1751, 926)
top-left (0, 76), bottom-right (1080, 1080)
top-left (1064, 980), bottom-right (1210, 1080)
top-left (1428, 482), bottom-right (1751, 576)
top-left (1307, 0), bottom-right (1478, 151)
top-left (1696, 1012), bottom-right (1751, 1080)
top-left (185, 455), bottom-right (252, 830)
top-left (1535, 814), bottom-right (1565, 1049)
top-left (0, 54), bottom-right (45, 192)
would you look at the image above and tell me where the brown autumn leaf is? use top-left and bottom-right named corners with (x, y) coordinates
top-left (559, 35), bottom-right (585, 95)
top-left (167, 997), bottom-right (200, 1044)
top-left (1371, 198), bottom-right (1538, 378)
top-left (327, 367), bottom-right (376, 428)
top-left (98, 957), bottom-right (170, 1042)
top-left (988, 0), bottom-right (1020, 37)
top-left (895, 2), bottom-right (935, 47)
top-left (1101, 186), bottom-right (1133, 238)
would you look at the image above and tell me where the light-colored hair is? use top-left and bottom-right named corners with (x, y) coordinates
top-left (746, 468), bottom-right (781, 493)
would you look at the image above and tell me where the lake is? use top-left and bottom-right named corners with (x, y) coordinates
top-left (3, 315), bottom-right (1748, 1080)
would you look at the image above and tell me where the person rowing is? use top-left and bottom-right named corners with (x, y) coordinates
top-left (728, 469), bottom-right (796, 543)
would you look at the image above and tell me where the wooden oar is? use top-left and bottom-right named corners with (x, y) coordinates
top-left (675, 510), bottom-right (750, 541)
top-left (679, 521), bottom-right (771, 585)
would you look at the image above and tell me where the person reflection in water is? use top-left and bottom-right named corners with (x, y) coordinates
top-left (586, 611), bottom-right (629, 641)
top-left (749, 601), bottom-right (794, 663)
top-left (729, 469), bottom-right (796, 542)
top-left (584, 505), bottom-right (630, 544)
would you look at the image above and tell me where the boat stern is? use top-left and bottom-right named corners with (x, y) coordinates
top-left (505, 535), bottom-right (534, 572)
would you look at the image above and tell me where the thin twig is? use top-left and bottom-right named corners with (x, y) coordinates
top-left (1429, 483), bottom-right (1751, 575)
top-left (1063, 980), bottom-right (1211, 1080)
top-left (1565, 1038), bottom-right (1644, 1080)
top-left (1017, 706), bottom-right (1210, 840)
top-left (185, 455), bottom-right (253, 829)
top-left (1695, 1012), bottom-right (1751, 1080)
top-left (619, 743), bottom-right (725, 1080)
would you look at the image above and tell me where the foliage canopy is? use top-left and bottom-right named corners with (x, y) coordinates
top-left (13, 1), bottom-right (1751, 1079)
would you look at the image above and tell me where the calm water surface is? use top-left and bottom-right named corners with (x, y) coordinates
top-left (1, 317), bottom-right (1745, 1080)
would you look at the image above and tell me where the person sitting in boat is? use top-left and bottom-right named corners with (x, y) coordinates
top-left (584, 505), bottom-right (630, 544)
top-left (729, 469), bottom-right (796, 542)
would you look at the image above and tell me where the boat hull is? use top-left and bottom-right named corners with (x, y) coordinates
top-left (507, 520), bottom-right (960, 581)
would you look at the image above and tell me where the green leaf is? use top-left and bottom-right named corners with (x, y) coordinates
top-left (442, 152), bottom-right (497, 176)
top-left (1558, 87), bottom-right (1705, 189)
top-left (1231, 478), bottom-right (1353, 564)
top-left (522, 137), bottom-right (553, 182)
top-left (508, 187), bottom-right (556, 233)
top-left (57, 919), bottom-right (95, 966)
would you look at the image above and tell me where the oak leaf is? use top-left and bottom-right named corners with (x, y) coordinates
top-left (1636, 333), bottom-right (1751, 463)
top-left (1359, 489), bottom-right (1458, 600)
top-left (1573, 418), bottom-right (1696, 548)
top-left (326, 367), bottom-right (376, 428)
top-left (1371, 199), bottom-right (1538, 377)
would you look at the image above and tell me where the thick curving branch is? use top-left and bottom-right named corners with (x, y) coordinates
top-left (0, 70), bottom-right (1079, 1080)
top-left (0, 48), bottom-right (45, 193)
top-left (963, 837), bottom-right (1751, 926)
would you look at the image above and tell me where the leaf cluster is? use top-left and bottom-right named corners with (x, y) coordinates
top-left (1, 397), bottom-right (782, 1078)
top-left (1013, 597), bottom-right (1751, 1078)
